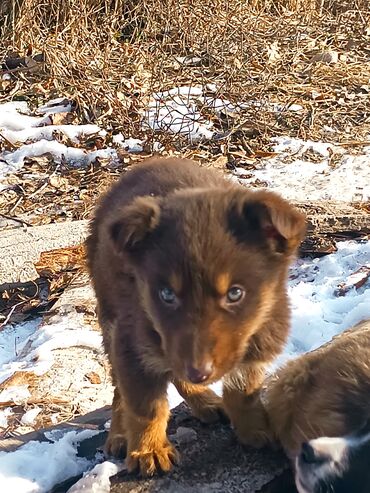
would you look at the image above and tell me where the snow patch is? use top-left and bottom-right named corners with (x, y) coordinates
top-left (2, 124), bottom-right (101, 146)
top-left (0, 99), bottom-right (143, 184)
top-left (0, 407), bottom-right (13, 428)
top-left (0, 311), bottom-right (103, 391)
top-left (21, 407), bottom-right (42, 426)
top-left (1, 140), bottom-right (118, 175)
top-left (36, 98), bottom-right (74, 115)
top-left (145, 87), bottom-right (214, 140)
top-left (0, 429), bottom-right (101, 493)
top-left (0, 102), bottom-right (51, 131)
top-left (112, 134), bottom-right (144, 153)
top-left (0, 386), bottom-right (31, 404)
top-left (233, 136), bottom-right (370, 202)
top-left (274, 241), bottom-right (370, 369)
top-left (67, 460), bottom-right (123, 493)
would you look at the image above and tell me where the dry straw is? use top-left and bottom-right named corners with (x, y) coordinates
top-left (0, 1), bottom-right (369, 224)
top-left (1, 0), bottom-right (369, 139)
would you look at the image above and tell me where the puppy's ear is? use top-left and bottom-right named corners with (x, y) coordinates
top-left (228, 190), bottom-right (306, 254)
top-left (109, 196), bottom-right (160, 254)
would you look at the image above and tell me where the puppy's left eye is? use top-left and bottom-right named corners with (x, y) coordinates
top-left (226, 286), bottom-right (245, 303)
top-left (159, 287), bottom-right (177, 305)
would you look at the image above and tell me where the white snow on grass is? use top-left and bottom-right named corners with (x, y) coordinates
top-left (111, 134), bottom-right (144, 153)
top-left (144, 86), bottom-right (303, 141)
top-left (0, 102), bottom-right (52, 131)
top-left (2, 140), bottom-right (117, 174)
top-left (0, 386), bottom-right (31, 404)
top-left (2, 124), bottom-right (101, 146)
top-left (0, 407), bottom-right (13, 428)
top-left (21, 407), bottom-right (42, 426)
top-left (145, 87), bottom-right (215, 140)
top-left (0, 310), bottom-right (103, 391)
top-left (280, 240), bottom-right (370, 366)
top-left (0, 428), bottom-right (102, 493)
top-left (0, 99), bottom-right (145, 184)
top-left (36, 98), bottom-right (74, 115)
top-left (0, 319), bottom-right (40, 372)
top-left (234, 136), bottom-right (370, 202)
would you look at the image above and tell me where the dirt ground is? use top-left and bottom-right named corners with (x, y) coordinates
top-left (108, 403), bottom-right (292, 493)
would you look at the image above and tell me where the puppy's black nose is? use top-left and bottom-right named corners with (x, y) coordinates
top-left (301, 442), bottom-right (326, 465)
top-left (186, 364), bottom-right (213, 383)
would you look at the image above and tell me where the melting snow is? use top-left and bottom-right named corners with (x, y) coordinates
top-left (0, 311), bottom-right (103, 388)
top-left (234, 136), bottom-right (370, 202)
top-left (0, 407), bottom-right (13, 428)
top-left (143, 86), bottom-right (303, 141)
top-left (67, 461), bottom-right (123, 493)
top-left (20, 407), bottom-right (42, 426)
top-left (0, 429), bottom-right (101, 493)
top-left (0, 100), bottom-right (144, 184)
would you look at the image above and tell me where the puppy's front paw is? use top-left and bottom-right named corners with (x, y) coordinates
top-left (104, 431), bottom-right (127, 458)
top-left (126, 439), bottom-right (179, 476)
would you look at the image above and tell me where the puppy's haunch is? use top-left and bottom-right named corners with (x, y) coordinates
top-left (86, 157), bottom-right (306, 476)
top-left (266, 319), bottom-right (370, 458)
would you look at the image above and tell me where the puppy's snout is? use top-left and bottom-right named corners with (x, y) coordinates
top-left (186, 362), bottom-right (213, 383)
top-left (300, 442), bottom-right (327, 465)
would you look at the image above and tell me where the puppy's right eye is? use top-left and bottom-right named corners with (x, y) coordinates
top-left (159, 287), bottom-right (177, 305)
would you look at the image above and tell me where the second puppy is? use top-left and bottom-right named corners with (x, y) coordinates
top-left (266, 319), bottom-right (370, 458)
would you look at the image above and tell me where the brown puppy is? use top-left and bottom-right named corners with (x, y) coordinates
top-left (265, 319), bottom-right (370, 459)
top-left (86, 157), bottom-right (305, 476)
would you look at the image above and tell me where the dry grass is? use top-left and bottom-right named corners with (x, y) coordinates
top-left (0, 0), bottom-right (369, 225)
top-left (0, 0), bottom-right (369, 226)
top-left (0, 0), bottom-right (369, 145)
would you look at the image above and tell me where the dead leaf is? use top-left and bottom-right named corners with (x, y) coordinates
top-left (233, 58), bottom-right (242, 69)
top-left (50, 112), bottom-right (75, 126)
top-left (212, 156), bottom-right (228, 169)
top-left (311, 51), bottom-right (339, 64)
top-left (267, 41), bottom-right (281, 63)
top-left (252, 150), bottom-right (278, 158)
top-left (49, 175), bottom-right (69, 191)
top-left (35, 245), bottom-right (86, 278)
top-left (0, 371), bottom-right (37, 390)
top-left (335, 266), bottom-right (370, 296)
top-left (85, 372), bottom-right (101, 384)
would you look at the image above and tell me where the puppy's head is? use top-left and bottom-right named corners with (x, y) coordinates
top-left (295, 425), bottom-right (370, 493)
top-left (108, 187), bottom-right (305, 383)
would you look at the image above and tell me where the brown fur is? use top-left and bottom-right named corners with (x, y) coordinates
top-left (86, 157), bottom-right (306, 475)
top-left (265, 319), bottom-right (370, 458)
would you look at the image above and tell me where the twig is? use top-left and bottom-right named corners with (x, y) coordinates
top-left (0, 301), bottom-right (26, 329)
top-left (0, 132), bottom-right (17, 150)
top-left (0, 213), bottom-right (32, 227)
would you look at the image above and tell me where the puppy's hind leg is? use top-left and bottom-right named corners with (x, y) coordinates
top-left (174, 379), bottom-right (225, 424)
top-left (223, 363), bottom-right (273, 448)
